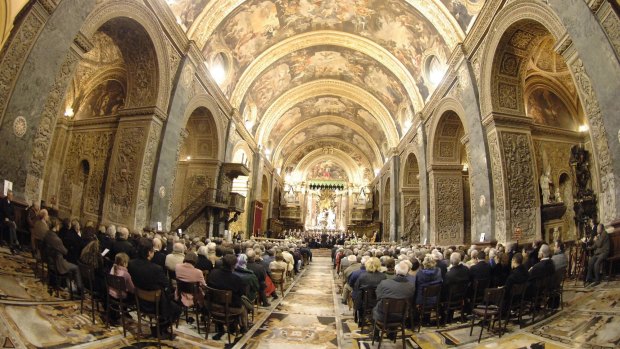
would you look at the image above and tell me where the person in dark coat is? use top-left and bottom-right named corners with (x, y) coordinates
top-left (415, 255), bottom-right (443, 305)
top-left (586, 223), bottom-right (610, 287)
top-left (525, 240), bottom-right (543, 270)
top-left (128, 238), bottom-right (180, 339)
top-left (43, 217), bottom-right (83, 291)
top-left (61, 219), bottom-right (84, 264)
top-left (442, 252), bottom-right (470, 301)
top-left (0, 191), bottom-right (19, 253)
top-left (151, 237), bottom-right (167, 269)
top-left (504, 253), bottom-right (529, 301)
top-left (528, 245), bottom-right (555, 281)
top-left (246, 249), bottom-right (270, 306)
top-left (353, 257), bottom-right (386, 319)
top-left (469, 250), bottom-right (491, 282)
top-left (373, 261), bottom-right (415, 330)
top-left (111, 227), bottom-right (135, 260)
top-left (208, 253), bottom-right (248, 339)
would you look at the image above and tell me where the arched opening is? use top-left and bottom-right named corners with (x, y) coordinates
top-left (488, 19), bottom-right (592, 242)
top-left (401, 153), bottom-right (421, 243)
top-left (429, 111), bottom-right (470, 245)
top-left (43, 17), bottom-right (158, 225)
top-left (170, 106), bottom-right (220, 235)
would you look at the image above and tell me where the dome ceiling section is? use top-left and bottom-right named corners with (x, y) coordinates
top-left (274, 119), bottom-right (383, 170)
top-left (240, 45), bottom-right (413, 135)
top-left (266, 96), bottom-right (389, 158)
top-left (256, 79), bottom-right (399, 149)
top-left (201, 0), bottom-right (453, 99)
top-left (280, 137), bottom-right (376, 185)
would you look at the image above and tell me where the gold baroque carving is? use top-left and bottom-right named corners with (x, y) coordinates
top-left (403, 195), bottom-right (420, 243)
top-left (501, 132), bottom-right (537, 240)
top-left (434, 175), bottom-right (463, 244)
top-left (135, 122), bottom-right (162, 229)
top-left (571, 58), bottom-right (616, 222)
top-left (498, 82), bottom-right (518, 109)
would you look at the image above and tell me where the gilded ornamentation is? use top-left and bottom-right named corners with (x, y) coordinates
top-left (135, 122), bottom-right (162, 229)
top-left (498, 82), bottom-right (518, 109)
top-left (403, 195), bottom-right (420, 243)
top-left (434, 175), bottom-right (463, 244)
top-left (13, 116), bottom-right (27, 138)
top-left (107, 127), bottom-right (143, 223)
top-left (500, 53), bottom-right (519, 76)
top-left (509, 29), bottom-right (535, 50)
top-left (501, 132), bottom-right (537, 240)
top-left (571, 58), bottom-right (616, 222)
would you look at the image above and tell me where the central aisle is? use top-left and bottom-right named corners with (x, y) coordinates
top-left (240, 251), bottom-right (340, 349)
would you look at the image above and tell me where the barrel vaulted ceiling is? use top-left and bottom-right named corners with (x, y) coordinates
top-left (166, 0), bottom-right (485, 185)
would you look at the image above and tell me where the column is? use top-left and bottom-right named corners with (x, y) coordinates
top-left (102, 110), bottom-right (163, 231)
top-left (389, 150), bottom-right (400, 242)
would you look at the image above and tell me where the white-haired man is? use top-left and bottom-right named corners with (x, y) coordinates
top-left (372, 261), bottom-right (415, 339)
top-left (165, 242), bottom-right (186, 272)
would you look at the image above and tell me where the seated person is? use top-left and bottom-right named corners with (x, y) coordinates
top-left (43, 217), bottom-right (83, 293)
top-left (208, 253), bottom-right (248, 339)
top-left (128, 238), bottom-right (180, 340)
top-left (234, 254), bottom-right (260, 306)
top-left (353, 257), bottom-right (386, 323)
top-left (585, 224), bottom-right (610, 287)
top-left (175, 252), bottom-right (206, 309)
top-left (108, 253), bottom-right (135, 321)
top-left (372, 261), bottom-right (415, 340)
top-left (503, 253), bottom-right (528, 302)
top-left (415, 254), bottom-right (442, 306)
top-left (165, 242), bottom-right (186, 273)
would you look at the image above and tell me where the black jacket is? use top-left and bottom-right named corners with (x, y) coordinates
top-left (111, 239), bottom-right (135, 259)
top-left (529, 259), bottom-right (555, 281)
top-left (207, 268), bottom-right (245, 308)
top-left (469, 261), bottom-right (491, 281)
top-left (128, 257), bottom-right (178, 320)
top-left (0, 197), bottom-right (15, 222)
top-left (504, 265), bottom-right (528, 299)
top-left (442, 264), bottom-right (469, 300)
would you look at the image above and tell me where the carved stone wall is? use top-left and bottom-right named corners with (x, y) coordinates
top-left (58, 129), bottom-right (114, 221)
top-left (134, 121), bottom-right (162, 229)
top-left (430, 172), bottom-right (464, 245)
top-left (402, 193), bottom-right (421, 243)
top-left (500, 131), bottom-right (539, 242)
top-left (488, 131), bottom-right (507, 242)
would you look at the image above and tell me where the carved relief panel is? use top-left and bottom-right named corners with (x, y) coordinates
top-left (430, 172), bottom-right (464, 245)
top-left (402, 194), bottom-right (421, 243)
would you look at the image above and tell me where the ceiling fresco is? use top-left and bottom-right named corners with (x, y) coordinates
top-left (266, 96), bottom-right (388, 153)
top-left (241, 45), bottom-right (414, 129)
top-left (277, 123), bottom-right (378, 166)
top-left (307, 160), bottom-right (348, 181)
top-left (203, 0), bottom-right (451, 97)
top-left (439, 0), bottom-right (484, 31)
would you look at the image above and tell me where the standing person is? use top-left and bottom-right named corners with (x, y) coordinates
top-left (0, 190), bottom-right (19, 253)
top-left (586, 224), bottom-right (610, 287)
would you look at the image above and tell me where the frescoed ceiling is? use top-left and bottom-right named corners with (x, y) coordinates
top-left (166, 0), bottom-right (486, 185)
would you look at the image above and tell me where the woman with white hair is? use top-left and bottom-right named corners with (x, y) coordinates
top-left (353, 257), bottom-right (386, 324)
top-left (415, 254), bottom-right (442, 305)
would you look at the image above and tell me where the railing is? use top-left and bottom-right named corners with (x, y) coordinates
top-left (228, 192), bottom-right (246, 212)
top-left (171, 187), bottom-right (228, 231)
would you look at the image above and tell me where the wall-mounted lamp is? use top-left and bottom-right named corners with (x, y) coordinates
top-left (578, 124), bottom-right (589, 133)
top-left (64, 107), bottom-right (74, 118)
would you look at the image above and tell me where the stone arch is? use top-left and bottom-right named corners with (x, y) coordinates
top-left (80, 0), bottom-right (173, 111)
top-left (182, 94), bottom-right (227, 162)
top-left (478, 0), bottom-right (566, 118)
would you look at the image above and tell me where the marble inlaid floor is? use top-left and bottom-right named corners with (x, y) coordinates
top-left (1, 246), bottom-right (619, 349)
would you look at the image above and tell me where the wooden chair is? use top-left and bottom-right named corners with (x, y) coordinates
top-left (105, 274), bottom-right (136, 337)
top-left (524, 276), bottom-right (551, 324)
top-left (78, 262), bottom-right (100, 324)
top-left (270, 268), bottom-right (286, 297)
top-left (605, 233), bottom-right (620, 283)
top-left (372, 298), bottom-right (409, 349)
top-left (358, 287), bottom-right (377, 333)
top-left (34, 239), bottom-right (46, 280)
top-left (549, 267), bottom-right (567, 311)
top-left (46, 253), bottom-right (75, 300)
top-left (469, 287), bottom-right (505, 343)
top-left (441, 281), bottom-right (469, 325)
top-left (135, 288), bottom-right (169, 349)
top-left (502, 282), bottom-right (528, 330)
top-left (204, 286), bottom-right (244, 344)
top-left (469, 278), bottom-right (491, 311)
top-left (176, 280), bottom-right (203, 334)
top-left (414, 283), bottom-right (442, 332)
top-left (302, 254), bottom-right (309, 267)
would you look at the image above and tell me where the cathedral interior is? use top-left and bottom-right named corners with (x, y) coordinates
top-left (1, 0), bottom-right (620, 348)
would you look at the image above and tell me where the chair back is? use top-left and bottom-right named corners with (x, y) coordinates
top-left (134, 287), bottom-right (161, 317)
top-left (482, 287), bottom-right (505, 308)
top-left (472, 278), bottom-right (490, 304)
top-left (362, 287), bottom-right (378, 312)
top-left (380, 298), bottom-right (409, 325)
top-left (509, 282), bottom-right (528, 299)
top-left (420, 282), bottom-right (442, 308)
top-left (205, 286), bottom-right (236, 322)
top-left (445, 281), bottom-right (469, 306)
top-left (552, 267), bottom-right (567, 290)
top-left (271, 268), bottom-right (285, 284)
top-left (106, 274), bottom-right (127, 297)
top-left (177, 279), bottom-right (201, 300)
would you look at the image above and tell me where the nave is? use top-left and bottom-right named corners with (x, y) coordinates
top-left (0, 246), bottom-right (619, 349)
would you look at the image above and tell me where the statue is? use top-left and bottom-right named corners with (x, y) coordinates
top-left (555, 187), bottom-right (562, 203)
top-left (540, 166), bottom-right (553, 205)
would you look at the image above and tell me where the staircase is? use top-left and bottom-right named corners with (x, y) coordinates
top-left (171, 187), bottom-right (245, 232)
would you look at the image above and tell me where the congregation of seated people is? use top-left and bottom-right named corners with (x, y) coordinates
top-left (333, 231), bottom-right (609, 338)
top-left (13, 211), bottom-right (312, 341)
